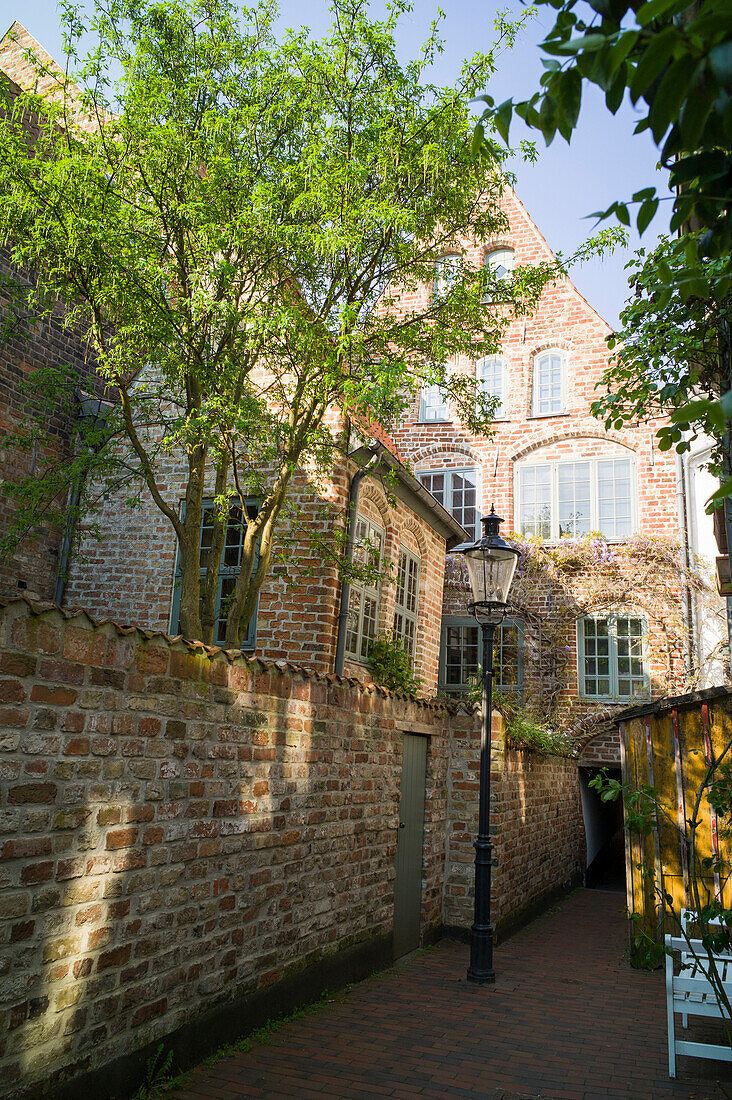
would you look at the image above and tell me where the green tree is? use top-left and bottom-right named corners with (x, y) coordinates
top-left (475, 0), bottom-right (732, 257)
top-left (591, 233), bottom-right (732, 496)
top-left (0, 0), bottom-right (555, 646)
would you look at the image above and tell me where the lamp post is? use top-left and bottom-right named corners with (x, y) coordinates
top-left (452, 506), bottom-right (520, 984)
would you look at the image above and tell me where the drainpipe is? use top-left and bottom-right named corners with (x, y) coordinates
top-left (54, 476), bottom-right (84, 606)
top-left (334, 441), bottom-right (384, 675)
top-left (54, 392), bottom-right (111, 607)
top-left (675, 450), bottom-right (695, 684)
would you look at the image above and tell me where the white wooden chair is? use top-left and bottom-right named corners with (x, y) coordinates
top-left (666, 919), bottom-right (732, 1077)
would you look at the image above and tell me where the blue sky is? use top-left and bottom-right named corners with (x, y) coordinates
top-left (0, 0), bottom-right (668, 329)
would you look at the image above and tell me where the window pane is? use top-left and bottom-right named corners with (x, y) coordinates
top-left (557, 462), bottom-right (591, 537)
top-left (535, 353), bottom-right (564, 415)
top-left (443, 622), bottom-right (479, 689)
top-left (434, 253), bottom-right (460, 296)
top-left (451, 470), bottom-right (478, 535)
top-left (476, 357), bottom-right (505, 417)
top-left (597, 459), bottom-right (633, 538)
top-left (420, 383), bottom-right (450, 422)
top-left (419, 472), bottom-right (445, 509)
top-left (519, 465), bottom-right (551, 539)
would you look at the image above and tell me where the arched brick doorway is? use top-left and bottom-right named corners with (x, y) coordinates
top-left (577, 725), bottom-right (624, 892)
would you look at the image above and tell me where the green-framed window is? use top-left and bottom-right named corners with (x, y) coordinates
top-left (439, 616), bottom-right (523, 694)
top-left (170, 498), bottom-right (259, 649)
top-left (577, 613), bottom-right (649, 701)
top-left (345, 515), bottom-right (384, 662)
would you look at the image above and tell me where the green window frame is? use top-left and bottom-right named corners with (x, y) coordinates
top-left (439, 616), bottom-right (523, 694)
top-left (170, 498), bottom-right (260, 649)
top-left (345, 515), bottom-right (384, 662)
top-left (577, 613), bottom-right (649, 702)
top-left (393, 546), bottom-right (420, 659)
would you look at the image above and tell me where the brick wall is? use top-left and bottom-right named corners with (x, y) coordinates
top-left (0, 598), bottom-right (451, 1098)
top-left (444, 708), bottom-right (584, 935)
top-left (64, 448), bottom-right (449, 692)
top-left (0, 597), bottom-right (586, 1098)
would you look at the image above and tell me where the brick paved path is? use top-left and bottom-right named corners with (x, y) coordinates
top-left (170, 890), bottom-right (730, 1100)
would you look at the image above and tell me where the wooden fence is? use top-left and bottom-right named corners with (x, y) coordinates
top-left (616, 686), bottom-right (732, 947)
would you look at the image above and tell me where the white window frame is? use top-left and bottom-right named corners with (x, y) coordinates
top-left (345, 515), bottom-right (384, 663)
top-left (475, 356), bottom-right (506, 419)
top-left (434, 253), bottom-right (461, 297)
top-left (419, 382), bottom-right (450, 422)
top-left (514, 455), bottom-right (636, 542)
top-left (393, 547), bottom-right (420, 659)
top-left (577, 613), bottom-right (650, 702)
top-left (419, 467), bottom-right (481, 538)
top-left (532, 349), bottom-right (567, 416)
top-left (483, 248), bottom-right (515, 302)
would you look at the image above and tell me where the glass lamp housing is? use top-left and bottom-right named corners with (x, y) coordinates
top-left (452, 508), bottom-right (520, 624)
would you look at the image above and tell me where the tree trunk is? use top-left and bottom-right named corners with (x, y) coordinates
top-left (177, 444), bottom-right (207, 641)
top-left (200, 453), bottom-right (230, 644)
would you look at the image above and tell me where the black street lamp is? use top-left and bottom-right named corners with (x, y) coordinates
top-left (452, 506), bottom-right (520, 984)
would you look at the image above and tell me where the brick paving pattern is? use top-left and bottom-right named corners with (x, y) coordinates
top-left (169, 890), bottom-right (730, 1100)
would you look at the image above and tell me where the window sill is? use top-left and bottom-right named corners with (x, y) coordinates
top-left (417, 420), bottom-right (454, 426)
top-left (526, 411), bottom-right (571, 420)
top-left (578, 694), bottom-right (649, 705)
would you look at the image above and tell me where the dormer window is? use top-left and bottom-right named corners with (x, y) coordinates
top-left (434, 253), bottom-right (460, 297)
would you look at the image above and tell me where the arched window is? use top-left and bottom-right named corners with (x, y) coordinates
top-left (485, 247), bottom-right (514, 280)
top-left (393, 546), bottom-right (420, 658)
top-left (434, 253), bottom-right (460, 297)
top-left (577, 613), bottom-right (649, 701)
top-left (483, 248), bottom-right (514, 301)
top-left (476, 355), bottom-right (506, 419)
top-left (532, 349), bottom-right (566, 416)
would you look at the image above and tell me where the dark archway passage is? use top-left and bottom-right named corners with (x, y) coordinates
top-left (580, 765), bottom-right (626, 891)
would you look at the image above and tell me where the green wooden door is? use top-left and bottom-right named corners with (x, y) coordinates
top-left (393, 734), bottom-right (427, 959)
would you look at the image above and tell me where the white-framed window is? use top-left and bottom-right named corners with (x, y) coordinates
top-left (516, 456), bottom-right (635, 541)
top-left (170, 498), bottom-right (259, 648)
top-left (476, 356), bottom-right (506, 419)
top-left (483, 248), bottom-right (514, 302)
top-left (393, 547), bottom-right (420, 658)
top-left (439, 616), bottom-right (523, 693)
top-left (434, 253), bottom-right (460, 297)
top-left (419, 467), bottom-right (480, 537)
top-left (532, 350), bottom-right (566, 415)
top-left (577, 614), bottom-right (649, 701)
top-left (419, 383), bottom-right (450, 422)
top-left (345, 515), bottom-right (384, 662)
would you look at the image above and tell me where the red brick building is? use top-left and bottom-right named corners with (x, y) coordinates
top-left (0, 38), bottom-right (100, 605)
top-left (387, 188), bottom-right (701, 739)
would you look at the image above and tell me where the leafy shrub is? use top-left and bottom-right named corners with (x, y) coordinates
top-left (368, 634), bottom-right (423, 696)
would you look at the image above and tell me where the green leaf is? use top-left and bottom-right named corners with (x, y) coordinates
top-left (636, 0), bottom-right (688, 28)
top-left (615, 202), bottom-right (630, 226)
top-left (629, 27), bottom-right (678, 102)
top-left (494, 99), bottom-right (513, 146)
top-left (709, 40), bottom-right (732, 88)
top-left (648, 56), bottom-right (696, 144)
top-left (636, 197), bottom-right (659, 235)
top-left (608, 30), bottom-right (639, 77)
